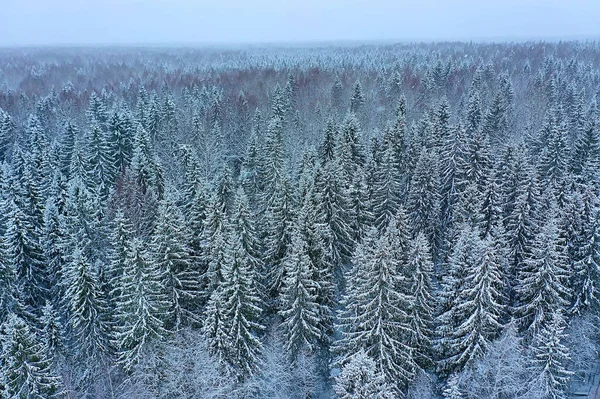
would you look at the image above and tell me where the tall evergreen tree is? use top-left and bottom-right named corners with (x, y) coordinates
top-left (406, 232), bottom-right (435, 369)
top-left (407, 147), bottom-right (440, 247)
top-left (279, 231), bottom-right (322, 359)
top-left (337, 212), bottom-right (415, 391)
top-left (150, 195), bottom-right (198, 329)
top-left (570, 188), bottom-right (600, 313)
top-left (202, 229), bottom-right (264, 380)
top-left (0, 313), bottom-right (61, 398)
top-left (437, 226), bottom-right (505, 374)
top-left (62, 245), bottom-right (112, 360)
top-left (517, 215), bottom-right (571, 337)
top-left (114, 238), bottom-right (169, 372)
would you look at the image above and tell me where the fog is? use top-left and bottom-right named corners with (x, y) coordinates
top-left (1, 0), bottom-right (599, 46)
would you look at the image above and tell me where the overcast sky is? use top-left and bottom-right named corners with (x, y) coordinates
top-left (1, 0), bottom-right (599, 46)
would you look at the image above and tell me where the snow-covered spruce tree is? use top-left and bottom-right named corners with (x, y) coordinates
top-left (333, 350), bottom-right (394, 399)
top-left (296, 185), bottom-right (335, 342)
top-left (87, 92), bottom-right (109, 130)
top-left (259, 112), bottom-right (285, 210)
top-left (63, 245), bottom-right (112, 360)
top-left (201, 189), bottom-right (229, 298)
top-left (571, 119), bottom-right (600, 188)
top-left (106, 209), bottom-right (133, 300)
top-left (346, 165), bottom-right (373, 244)
top-left (214, 163), bottom-right (235, 217)
top-left (107, 109), bottom-right (135, 182)
top-left (406, 232), bottom-right (436, 369)
top-left (0, 240), bottom-right (18, 325)
top-left (313, 159), bottom-right (354, 270)
top-left (438, 123), bottom-right (470, 257)
top-left (150, 194), bottom-right (198, 330)
top-left (525, 310), bottom-right (573, 399)
top-left (230, 187), bottom-right (263, 285)
top-left (40, 301), bottom-right (64, 360)
top-left (336, 210), bottom-right (416, 392)
top-left (184, 178), bottom-right (209, 266)
top-left (130, 125), bottom-right (164, 198)
top-left (240, 131), bottom-right (263, 208)
top-left (114, 238), bottom-right (169, 372)
top-left (84, 124), bottom-right (112, 200)
top-left (478, 167), bottom-right (503, 241)
top-left (279, 230), bottom-right (321, 360)
top-left (337, 113), bottom-right (366, 181)
top-left (59, 121), bottom-right (78, 177)
top-left (0, 108), bottom-right (15, 162)
top-left (570, 187), bottom-right (600, 313)
top-left (61, 176), bottom-right (105, 268)
top-left (406, 147), bottom-right (440, 246)
top-left (516, 214), bottom-right (571, 338)
top-left (202, 229), bottom-right (264, 380)
top-left (263, 172), bottom-right (295, 301)
top-left (2, 194), bottom-right (48, 312)
top-left (0, 313), bottom-right (61, 398)
top-left (349, 81), bottom-right (365, 115)
top-left (371, 134), bottom-right (402, 231)
top-left (503, 166), bottom-right (542, 307)
top-left (538, 113), bottom-right (569, 193)
top-left (319, 118), bottom-right (338, 165)
top-left (437, 225), bottom-right (504, 374)
top-left (42, 197), bottom-right (66, 302)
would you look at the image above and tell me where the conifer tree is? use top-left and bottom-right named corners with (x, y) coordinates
top-left (442, 374), bottom-right (463, 399)
top-left (437, 225), bottom-right (505, 374)
top-left (279, 231), bottom-right (322, 359)
top-left (0, 109), bottom-right (15, 162)
top-left (337, 213), bottom-right (415, 391)
top-left (406, 232), bottom-right (435, 368)
top-left (504, 168), bottom-right (542, 305)
top-left (40, 301), bottom-right (63, 359)
top-left (371, 138), bottom-right (402, 231)
top-left (517, 215), bottom-right (571, 337)
top-left (349, 81), bottom-right (365, 114)
top-left (314, 160), bottom-right (354, 268)
top-left (115, 238), bottom-right (169, 372)
top-left (107, 110), bottom-right (135, 181)
top-left (150, 195), bottom-right (198, 329)
top-left (297, 186), bottom-right (335, 342)
top-left (63, 245), bottom-right (112, 359)
top-left (230, 187), bottom-right (263, 283)
top-left (338, 113), bottom-right (366, 179)
top-left (60, 121), bottom-right (78, 177)
top-left (263, 173), bottom-right (295, 299)
top-left (572, 119), bottom-right (600, 188)
top-left (42, 198), bottom-right (65, 301)
top-left (203, 230), bottom-right (264, 379)
top-left (0, 313), bottom-right (61, 398)
top-left (201, 190), bottom-right (229, 296)
top-left (2, 196), bottom-right (47, 310)
top-left (84, 123), bottom-right (111, 200)
top-left (407, 147), bottom-right (440, 246)
top-left (571, 188), bottom-right (600, 313)
top-left (319, 119), bottom-right (337, 165)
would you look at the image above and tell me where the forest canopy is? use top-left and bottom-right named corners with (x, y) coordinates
top-left (0, 41), bottom-right (599, 398)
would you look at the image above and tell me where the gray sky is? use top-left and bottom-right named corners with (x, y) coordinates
top-left (1, 0), bottom-right (599, 46)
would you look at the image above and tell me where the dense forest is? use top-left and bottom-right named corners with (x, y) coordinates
top-left (0, 41), bottom-right (600, 398)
